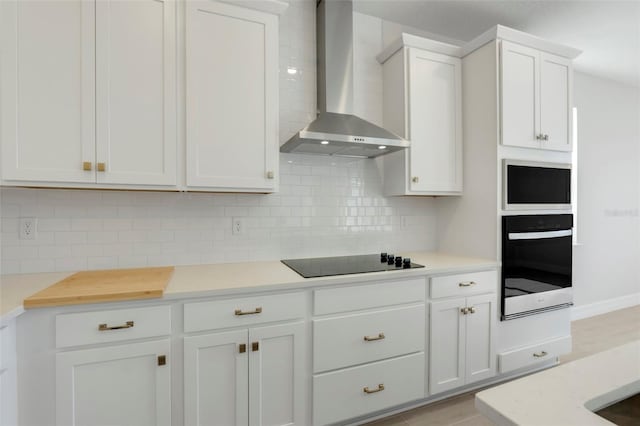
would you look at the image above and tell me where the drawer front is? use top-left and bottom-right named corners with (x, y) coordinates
top-left (313, 305), bottom-right (425, 373)
top-left (314, 277), bottom-right (426, 315)
top-left (313, 353), bottom-right (425, 426)
top-left (184, 292), bottom-right (305, 333)
top-left (430, 270), bottom-right (497, 299)
top-left (56, 305), bottom-right (171, 349)
top-left (499, 335), bottom-right (572, 373)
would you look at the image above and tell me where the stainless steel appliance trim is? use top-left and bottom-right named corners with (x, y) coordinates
top-left (508, 229), bottom-right (573, 240)
top-left (504, 287), bottom-right (573, 318)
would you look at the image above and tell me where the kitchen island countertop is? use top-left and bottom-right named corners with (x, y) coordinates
top-left (1, 251), bottom-right (498, 320)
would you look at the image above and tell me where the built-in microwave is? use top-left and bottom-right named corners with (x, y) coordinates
top-left (503, 160), bottom-right (571, 210)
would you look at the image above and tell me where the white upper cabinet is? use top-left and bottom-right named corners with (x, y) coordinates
top-left (0, 0), bottom-right (177, 187)
top-left (0, 0), bottom-right (96, 183)
top-left (95, 0), bottom-right (177, 186)
top-left (185, 0), bottom-right (281, 192)
top-left (380, 35), bottom-right (463, 196)
top-left (500, 41), bottom-right (572, 151)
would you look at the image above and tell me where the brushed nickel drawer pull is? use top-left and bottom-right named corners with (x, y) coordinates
top-left (460, 307), bottom-right (469, 315)
top-left (364, 333), bottom-right (385, 342)
top-left (363, 384), bottom-right (385, 394)
top-left (459, 281), bottom-right (476, 287)
top-left (234, 307), bottom-right (262, 316)
top-left (468, 306), bottom-right (476, 314)
top-left (533, 351), bottom-right (548, 358)
top-left (98, 321), bottom-right (134, 331)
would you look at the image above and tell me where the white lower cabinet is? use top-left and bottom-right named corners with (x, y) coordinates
top-left (430, 293), bottom-right (496, 395)
top-left (0, 319), bottom-right (17, 426)
top-left (56, 339), bottom-right (171, 426)
top-left (184, 321), bottom-right (306, 426)
top-left (313, 353), bottom-right (425, 426)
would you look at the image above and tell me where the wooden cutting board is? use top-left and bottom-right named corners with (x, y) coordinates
top-left (23, 266), bottom-right (174, 308)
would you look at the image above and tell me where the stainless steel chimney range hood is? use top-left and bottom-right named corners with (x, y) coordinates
top-left (280, 0), bottom-right (409, 158)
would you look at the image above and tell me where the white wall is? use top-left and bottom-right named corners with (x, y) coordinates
top-left (0, 1), bottom-right (438, 275)
top-left (572, 72), bottom-right (640, 309)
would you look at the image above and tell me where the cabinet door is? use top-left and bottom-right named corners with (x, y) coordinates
top-left (465, 293), bottom-right (497, 385)
top-left (0, 0), bottom-right (95, 183)
top-left (184, 330), bottom-right (249, 426)
top-left (186, 0), bottom-right (278, 191)
top-left (249, 321), bottom-right (306, 426)
top-left (95, 0), bottom-right (177, 185)
top-left (429, 298), bottom-right (465, 394)
top-left (56, 339), bottom-right (171, 426)
top-left (407, 48), bottom-right (462, 193)
top-left (500, 41), bottom-right (540, 149)
top-left (540, 52), bottom-right (572, 152)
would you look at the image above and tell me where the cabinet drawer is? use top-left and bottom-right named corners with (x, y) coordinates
top-left (313, 353), bottom-right (425, 426)
top-left (184, 292), bottom-right (305, 333)
top-left (499, 335), bottom-right (571, 373)
top-left (313, 305), bottom-right (425, 373)
top-left (56, 305), bottom-right (171, 349)
top-left (314, 277), bottom-right (425, 315)
top-left (430, 270), bottom-right (497, 299)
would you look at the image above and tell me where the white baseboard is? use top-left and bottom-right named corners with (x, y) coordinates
top-left (571, 292), bottom-right (640, 321)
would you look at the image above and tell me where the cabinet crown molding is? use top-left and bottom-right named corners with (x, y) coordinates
top-left (462, 24), bottom-right (582, 59)
top-left (377, 33), bottom-right (463, 64)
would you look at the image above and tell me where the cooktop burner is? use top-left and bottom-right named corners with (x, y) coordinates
top-left (281, 253), bottom-right (425, 278)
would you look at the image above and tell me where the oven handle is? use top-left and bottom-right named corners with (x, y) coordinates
top-left (508, 229), bottom-right (572, 240)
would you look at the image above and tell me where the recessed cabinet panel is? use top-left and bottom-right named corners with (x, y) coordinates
top-left (56, 339), bottom-right (171, 426)
top-left (184, 330), bottom-right (249, 426)
top-left (501, 41), bottom-right (539, 149)
top-left (429, 298), bottom-right (465, 394)
top-left (465, 293), bottom-right (496, 384)
top-left (540, 53), bottom-right (571, 151)
top-left (408, 49), bottom-right (462, 192)
top-left (0, 0), bottom-right (95, 182)
top-left (95, 0), bottom-right (176, 185)
top-left (186, 0), bottom-right (278, 191)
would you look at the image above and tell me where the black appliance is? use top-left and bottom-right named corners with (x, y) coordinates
top-left (281, 253), bottom-right (424, 278)
top-left (503, 160), bottom-right (571, 210)
top-left (501, 214), bottom-right (573, 320)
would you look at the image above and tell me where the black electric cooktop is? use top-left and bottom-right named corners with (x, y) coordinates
top-left (281, 253), bottom-right (425, 278)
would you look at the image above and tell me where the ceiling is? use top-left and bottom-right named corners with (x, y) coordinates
top-left (353, 0), bottom-right (640, 87)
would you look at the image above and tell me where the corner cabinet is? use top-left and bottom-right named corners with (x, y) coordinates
top-left (0, 0), bottom-right (177, 187)
top-left (379, 35), bottom-right (463, 195)
top-left (500, 40), bottom-right (572, 151)
top-left (185, 0), bottom-right (285, 192)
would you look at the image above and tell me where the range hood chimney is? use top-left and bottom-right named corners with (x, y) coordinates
top-left (279, 0), bottom-right (409, 158)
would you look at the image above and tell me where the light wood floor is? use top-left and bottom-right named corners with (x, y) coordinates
top-left (365, 305), bottom-right (640, 426)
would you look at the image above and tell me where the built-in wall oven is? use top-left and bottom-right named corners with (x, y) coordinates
top-left (501, 214), bottom-right (573, 320)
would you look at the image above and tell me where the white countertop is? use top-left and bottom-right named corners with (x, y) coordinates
top-left (475, 340), bottom-right (640, 425)
top-left (1, 251), bottom-right (498, 320)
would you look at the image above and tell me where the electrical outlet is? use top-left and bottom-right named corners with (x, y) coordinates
top-left (232, 218), bottom-right (243, 235)
top-left (20, 217), bottom-right (37, 240)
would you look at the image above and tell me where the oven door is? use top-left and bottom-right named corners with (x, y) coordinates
top-left (502, 225), bottom-right (573, 320)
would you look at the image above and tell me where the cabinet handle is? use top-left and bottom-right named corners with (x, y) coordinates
top-left (458, 281), bottom-right (476, 287)
top-left (363, 384), bottom-right (385, 394)
top-left (364, 332), bottom-right (385, 342)
top-left (533, 351), bottom-right (548, 358)
top-left (82, 161), bottom-right (92, 171)
top-left (412, 176), bottom-right (419, 183)
top-left (468, 306), bottom-right (476, 314)
top-left (234, 307), bottom-right (262, 316)
top-left (536, 134), bottom-right (543, 140)
top-left (157, 355), bottom-right (166, 366)
top-left (97, 162), bottom-right (106, 172)
top-left (252, 342), bottom-right (259, 352)
top-left (460, 307), bottom-right (469, 315)
top-left (98, 321), bottom-right (134, 331)
top-left (266, 171), bottom-right (274, 179)
top-left (239, 344), bottom-right (247, 354)
top-left (543, 134), bottom-right (549, 141)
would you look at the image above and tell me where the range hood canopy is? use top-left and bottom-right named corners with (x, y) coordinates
top-left (280, 0), bottom-right (409, 158)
